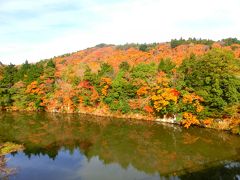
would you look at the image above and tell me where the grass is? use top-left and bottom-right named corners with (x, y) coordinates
top-left (0, 142), bottom-right (24, 156)
top-left (0, 142), bottom-right (24, 177)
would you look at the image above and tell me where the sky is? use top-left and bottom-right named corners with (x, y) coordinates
top-left (0, 0), bottom-right (240, 64)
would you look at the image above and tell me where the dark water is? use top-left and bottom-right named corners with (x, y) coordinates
top-left (0, 112), bottom-right (240, 180)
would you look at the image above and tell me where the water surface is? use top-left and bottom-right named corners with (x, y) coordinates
top-left (0, 112), bottom-right (240, 180)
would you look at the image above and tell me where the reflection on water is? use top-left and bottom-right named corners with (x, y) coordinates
top-left (0, 112), bottom-right (240, 180)
top-left (7, 151), bottom-right (162, 180)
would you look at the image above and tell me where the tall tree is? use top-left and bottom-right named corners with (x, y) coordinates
top-left (179, 49), bottom-right (240, 116)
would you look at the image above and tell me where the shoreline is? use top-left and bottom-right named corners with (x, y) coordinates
top-left (1, 108), bottom-right (238, 135)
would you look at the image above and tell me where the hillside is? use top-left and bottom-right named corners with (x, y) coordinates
top-left (53, 41), bottom-right (240, 79)
top-left (55, 42), bottom-right (240, 76)
top-left (0, 38), bottom-right (240, 134)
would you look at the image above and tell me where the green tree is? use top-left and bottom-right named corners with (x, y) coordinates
top-left (170, 38), bottom-right (214, 48)
top-left (131, 63), bottom-right (157, 81)
top-left (179, 49), bottom-right (240, 116)
top-left (139, 44), bottom-right (148, 52)
top-left (0, 64), bottom-right (18, 87)
top-left (119, 61), bottom-right (130, 71)
top-left (46, 59), bottom-right (55, 68)
top-left (0, 88), bottom-right (13, 107)
top-left (98, 63), bottom-right (114, 77)
top-left (83, 66), bottom-right (99, 85)
top-left (158, 58), bottom-right (176, 74)
top-left (104, 70), bottom-right (136, 113)
top-left (222, 38), bottom-right (240, 46)
top-left (14, 60), bottom-right (30, 82)
top-left (26, 63), bottom-right (44, 83)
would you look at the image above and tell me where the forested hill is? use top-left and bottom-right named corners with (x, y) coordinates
top-left (1, 38), bottom-right (240, 134)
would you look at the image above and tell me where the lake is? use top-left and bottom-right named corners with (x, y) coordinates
top-left (0, 112), bottom-right (240, 180)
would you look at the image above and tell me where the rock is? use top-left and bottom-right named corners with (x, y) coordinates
top-left (155, 115), bottom-right (177, 124)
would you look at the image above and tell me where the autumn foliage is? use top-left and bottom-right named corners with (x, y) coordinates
top-left (0, 39), bottom-right (240, 133)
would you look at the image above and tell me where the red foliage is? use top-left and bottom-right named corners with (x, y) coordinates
top-left (144, 105), bottom-right (154, 113)
top-left (170, 89), bottom-right (180, 97)
top-left (78, 81), bottom-right (94, 89)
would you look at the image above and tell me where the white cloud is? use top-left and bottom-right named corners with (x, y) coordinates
top-left (0, 0), bottom-right (239, 64)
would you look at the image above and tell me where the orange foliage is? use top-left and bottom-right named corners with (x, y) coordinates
top-left (91, 89), bottom-right (100, 103)
top-left (181, 112), bottom-right (200, 129)
top-left (144, 105), bottom-right (154, 114)
top-left (52, 41), bottom-right (240, 80)
top-left (156, 76), bottom-right (169, 88)
top-left (203, 118), bottom-right (214, 126)
top-left (151, 87), bottom-right (179, 112)
top-left (137, 86), bottom-right (150, 97)
top-left (182, 93), bottom-right (203, 104)
top-left (78, 81), bottom-right (93, 89)
top-left (25, 81), bottom-right (44, 95)
top-left (19, 41), bottom-right (240, 119)
top-left (100, 77), bottom-right (112, 96)
top-left (182, 93), bottom-right (204, 113)
top-left (128, 99), bottom-right (143, 110)
top-left (194, 101), bottom-right (204, 113)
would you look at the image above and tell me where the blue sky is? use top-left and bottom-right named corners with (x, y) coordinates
top-left (0, 0), bottom-right (240, 64)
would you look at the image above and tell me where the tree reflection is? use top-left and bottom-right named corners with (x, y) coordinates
top-left (0, 112), bottom-right (240, 177)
